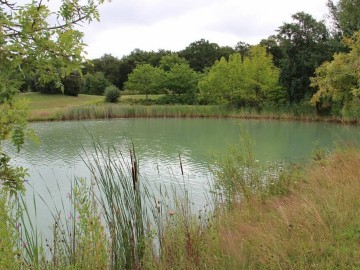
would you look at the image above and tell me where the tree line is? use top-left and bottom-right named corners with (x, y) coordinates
top-left (22, 0), bottom-right (360, 117)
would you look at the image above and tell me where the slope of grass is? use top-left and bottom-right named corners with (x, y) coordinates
top-left (17, 92), bottom-right (103, 121)
top-left (149, 147), bottom-right (360, 269)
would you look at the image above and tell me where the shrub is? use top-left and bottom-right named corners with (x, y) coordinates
top-left (104, 85), bottom-right (121, 103)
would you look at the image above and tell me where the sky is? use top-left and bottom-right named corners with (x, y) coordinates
top-left (81, 0), bottom-right (330, 59)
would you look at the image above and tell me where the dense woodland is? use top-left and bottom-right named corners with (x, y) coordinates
top-left (23, 0), bottom-right (360, 118)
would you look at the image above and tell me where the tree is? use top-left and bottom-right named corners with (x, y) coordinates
top-left (276, 12), bottom-right (334, 103)
top-left (90, 54), bottom-right (122, 88)
top-left (179, 39), bottom-right (221, 72)
top-left (259, 35), bottom-right (283, 68)
top-left (37, 71), bottom-right (83, 96)
top-left (199, 46), bottom-right (283, 107)
top-left (162, 63), bottom-right (200, 96)
top-left (311, 31), bottom-right (360, 117)
top-left (218, 46), bottom-right (236, 61)
top-left (235, 41), bottom-right (251, 61)
top-left (124, 64), bottom-right (165, 100)
top-left (0, 0), bottom-right (106, 192)
top-left (328, 0), bottom-right (360, 37)
top-left (199, 56), bottom-right (237, 105)
top-left (62, 71), bottom-right (83, 96)
top-left (242, 46), bottom-right (285, 105)
top-left (118, 49), bottom-right (170, 90)
top-left (159, 54), bottom-right (189, 72)
top-left (82, 72), bottom-right (111, 95)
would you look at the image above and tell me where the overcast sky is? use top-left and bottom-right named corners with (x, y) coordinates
top-left (81, 0), bottom-right (330, 59)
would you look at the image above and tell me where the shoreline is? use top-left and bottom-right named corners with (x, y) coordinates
top-left (26, 104), bottom-right (357, 125)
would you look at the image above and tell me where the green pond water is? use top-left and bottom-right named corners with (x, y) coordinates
top-left (6, 118), bottom-right (360, 232)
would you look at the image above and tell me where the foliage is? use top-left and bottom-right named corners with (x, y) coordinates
top-left (179, 39), bottom-right (222, 72)
top-left (199, 46), bottom-right (284, 107)
top-left (117, 49), bottom-right (171, 90)
top-left (62, 71), bottom-right (83, 97)
top-left (124, 64), bottom-right (165, 99)
top-left (162, 64), bottom-right (199, 96)
top-left (276, 12), bottom-right (334, 103)
top-left (0, 98), bottom-right (30, 192)
top-left (37, 80), bottom-right (62, 95)
top-left (0, 192), bottom-right (21, 270)
top-left (104, 85), bottom-right (121, 103)
top-left (328, 0), bottom-right (360, 37)
top-left (0, 0), bottom-right (106, 92)
top-left (0, 0), bottom-right (107, 193)
top-left (155, 93), bottom-right (197, 105)
top-left (82, 72), bottom-right (111, 95)
top-left (234, 41), bottom-right (251, 60)
top-left (311, 31), bottom-right (360, 117)
top-left (37, 71), bottom-right (83, 96)
top-left (88, 54), bottom-right (122, 88)
top-left (159, 54), bottom-right (189, 71)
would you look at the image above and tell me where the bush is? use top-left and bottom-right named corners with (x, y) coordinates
top-left (104, 85), bottom-right (121, 103)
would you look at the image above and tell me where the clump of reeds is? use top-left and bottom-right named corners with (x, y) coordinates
top-left (211, 133), bottom-right (294, 208)
top-left (55, 104), bottom-right (233, 120)
top-left (82, 141), bottom-right (155, 269)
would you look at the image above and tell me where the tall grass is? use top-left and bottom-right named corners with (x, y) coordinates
top-left (82, 141), bottom-right (155, 269)
top-left (3, 139), bottom-right (360, 269)
top-left (28, 103), bottom-right (350, 124)
top-left (144, 144), bottom-right (360, 269)
top-left (6, 142), bottom-right (158, 269)
top-left (55, 104), bottom-right (233, 120)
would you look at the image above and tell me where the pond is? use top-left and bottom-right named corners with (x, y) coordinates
top-left (6, 118), bottom-right (360, 232)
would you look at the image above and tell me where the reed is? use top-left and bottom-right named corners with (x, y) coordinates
top-left (26, 103), bottom-right (352, 124)
top-left (82, 141), bottom-right (155, 269)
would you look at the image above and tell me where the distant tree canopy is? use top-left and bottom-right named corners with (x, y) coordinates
top-left (179, 39), bottom-right (234, 72)
top-left (91, 54), bottom-right (122, 88)
top-left (77, 6), bottom-right (358, 112)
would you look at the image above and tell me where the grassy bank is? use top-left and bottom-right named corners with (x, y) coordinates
top-left (17, 92), bottom-right (354, 123)
top-left (2, 142), bottom-right (360, 269)
top-left (150, 147), bottom-right (360, 269)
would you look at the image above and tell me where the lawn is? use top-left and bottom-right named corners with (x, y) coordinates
top-left (18, 92), bottom-right (103, 110)
top-left (16, 92), bottom-right (163, 121)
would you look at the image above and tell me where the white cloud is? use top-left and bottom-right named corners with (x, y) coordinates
top-left (82, 0), bottom-right (329, 59)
